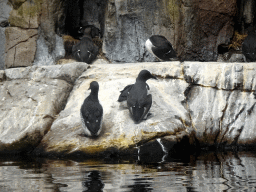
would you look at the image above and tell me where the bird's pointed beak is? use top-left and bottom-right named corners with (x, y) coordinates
top-left (152, 75), bottom-right (157, 80)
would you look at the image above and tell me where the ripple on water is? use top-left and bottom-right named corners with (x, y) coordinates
top-left (0, 152), bottom-right (256, 191)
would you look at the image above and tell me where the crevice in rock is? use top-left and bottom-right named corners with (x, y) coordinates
top-left (6, 33), bottom-right (38, 51)
top-left (191, 83), bottom-right (256, 93)
top-left (216, 92), bottom-right (231, 145)
top-left (132, 129), bottom-right (185, 149)
top-left (232, 126), bottom-right (244, 145)
top-left (43, 115), bottom-right (54, 120)
top-left (247, 102), bottom-right (256, 115)
top-left (13, 46), bottom-right (16, 67)
top-left (219, 105), bottom-right (245, 145)
top-left (181, 82), bottom-right (197, 139)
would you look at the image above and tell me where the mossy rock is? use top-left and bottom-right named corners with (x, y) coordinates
top-left (167, 0), bottom-right (180, 22)
top-left (8, 0), bottom-right (27, 9)
top-left (8, 0), bottom-right (42, 28)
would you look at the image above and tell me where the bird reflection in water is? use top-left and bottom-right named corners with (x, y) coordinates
top-left (82, 171), bottom-right (104, 192)
top-left (127, 177), bottom-right (153, 192)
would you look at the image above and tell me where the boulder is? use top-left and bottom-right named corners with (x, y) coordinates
top-left (36, 62), bottom-right (191, 157)
top-left (184, 62), bottom-right (256, 147)
top-left (35, 62), bottom-right (256, 157)
top-left (0, 63), bottom-right (88, 153)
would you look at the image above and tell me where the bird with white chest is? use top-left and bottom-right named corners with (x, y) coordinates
top-left (80, 81), bottom-right (103, 137)
top-left (145, 35), bottom-right (177, 61)
top-left (118, 70), bottom-right (157, 124)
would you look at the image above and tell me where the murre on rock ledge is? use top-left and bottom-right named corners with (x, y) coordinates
top-left (145, 35), bottom-right (177, 61)
top-left (124, 70), bottom-right (157, 124)
top-left (72, 27), bottom-right (99, 64)
top-left (80, 81), bottom-right (103, 137)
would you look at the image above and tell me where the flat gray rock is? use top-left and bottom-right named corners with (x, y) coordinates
top-left (37, 62), bottom-right (189, 155)
top-left (37, 62), bottom-right (256, 156)
top-left (0, 63), bottom-right (88, 153)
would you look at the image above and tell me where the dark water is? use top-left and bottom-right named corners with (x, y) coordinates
top-left (1, 151), bottom-right (256, 191)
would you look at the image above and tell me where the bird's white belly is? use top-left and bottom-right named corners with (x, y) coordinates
top-left (145, 39), bottom-right (155, 56)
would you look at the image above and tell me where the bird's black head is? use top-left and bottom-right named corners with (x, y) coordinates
top-left (137, 70), bottom-right (157, 82)
top-left (78, 25), bottom-right (101, 39)
top-left (88, 81), bottom-right (99, 94)
top-left (86, 120), bottom-right (101, 137)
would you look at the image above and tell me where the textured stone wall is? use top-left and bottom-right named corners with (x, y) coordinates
top-left (1, 0), bottom-right (256, 65)
top-left (0, 0), bottom-right (12, 70)
top-left (103, 0), bottom-right (237, 62)
top-left (4, 0), bottom-right (65, 69)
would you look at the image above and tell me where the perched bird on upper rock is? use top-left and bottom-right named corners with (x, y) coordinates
top-left (126, 70), bottom-right (157, 124)
top-left (77, 25), bottom-right (101, 39)
top-left (80, 81), bottom-right (103, 137)
top-left (145, 35), bottom-right (177, 61)
top-left (72, 27), bottom-right (99, 64)
top-left (242, 27), bottom-right (256, 62)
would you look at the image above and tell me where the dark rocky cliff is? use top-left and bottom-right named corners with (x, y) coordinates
top-left (0, 0), bottom-right (256, 68)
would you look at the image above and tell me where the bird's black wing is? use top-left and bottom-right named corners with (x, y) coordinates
top-left (118, 84), bottom-right (134, 102)
top-left (139, 94), bottom-right (152, 121)
top-left (80, 98), bottom-right (90, 121)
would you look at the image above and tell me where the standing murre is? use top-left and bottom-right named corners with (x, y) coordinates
top-left (145, 35), bottom-right (177, 61)
top-left (80, 81), bottom-right (103, 137)
top-left (126, 70), bottom-right (157, 123)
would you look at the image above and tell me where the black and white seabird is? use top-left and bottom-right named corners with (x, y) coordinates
top-left (72, 27), bottom-right (99, 64)
top-left (145, 35), bottom-right (177, 61)
top-left (126, 70), bottom-right (157, 123)
top-left (242, 27), bottom-right (256, 62)
top-left (80, 81), bottom-right (103, 137)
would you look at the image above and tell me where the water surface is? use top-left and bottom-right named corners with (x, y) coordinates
top-left (1, 151), bottom-right (256, 191)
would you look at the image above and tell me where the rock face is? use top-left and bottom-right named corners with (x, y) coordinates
top-left (5, 27), bottom-right (38, 68)
top-left (0, 63), bottom-right (88, 153)
top-left (33, 0), bottom-right (66, 66)
top-left (1, 0), bottom-right (255, 67)
top-left (184, 62), bottom-right (256, 147)
top-left (4, 0), bottom-right (65, 68)
top-left (192, 0), bottom-right (236, 61)
top-left (0, 0), bottom-right (12, 70)
top-left (33, 62), bottom-right (256, 157)
top-left (103, 0), bottom-right (236, 62)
